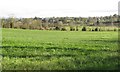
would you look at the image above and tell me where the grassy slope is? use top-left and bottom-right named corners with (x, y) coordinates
top-left (1, 28), bottom-right (119, 70)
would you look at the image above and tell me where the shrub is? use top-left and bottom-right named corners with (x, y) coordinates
top-left (107, 28), bottom-right (113, 31)
top-left (92, 29), bottom-right (94, 31)
top-left (76, 28), bottom-right (79, 31)
top-left (99, 28), bottom-right (105, 31)
top-left (76, 26), bottom-right (79, 31)
top-left (20, 24), bottom-right (29, 29)
top-left (70, 27), bottom-right (75, 31)
top-left (118, 29), bottom-right (120, 31)
top-left (61, 27), bottom-right (67, 31)
top-left (106, 28), bottom-right (110, 31)
top-left (55, 26), bottom-right (61, 30)
top-left (99, 29), bottom-right (101, 31)
top-left (114, 28), bottom-right (117, 31)
top-left (95, 27), bottom-right (99, 31)
top-left (49, 27), bottom-right (54, 30)
top-left (73, 28), bottom-right (75, 31)
top-left (82, 27), bottom-right (86, 31)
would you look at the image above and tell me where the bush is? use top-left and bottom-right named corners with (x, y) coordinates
top-left (92, 29), bottom-right (94, 31)
top-left (107, 28), bottom-right (113, 31)
top-left (99, 28), bottom-right (105, 31)
top-left (49, 27), bottom-right (55, 30)
top-left (106, 29), bottom-right (110, 31)
top-left (114, 28), bottom-right (117, 31)
top-left (21, 24), bottom-right (28, 29)
top-left (70, 27), bottom-right (75, 31)
top-left (82, 27), bottom-right (86, 31)
top-left (118, 29), bottom-right (120, 31)
top-left (95, 27), bottom-right (99, 31)
top-left (99, 29), bottom-right (101, 31)
top-left (76, 28), bottom-right (79, 31)
top-left (73, 28), bottom-right (75, 31)
top-left (76, 26), bottom-right (79, 31)
top-left (61, 27), bottom-right (67, 31)
top-left (55, 26), bottom-right (61, 30)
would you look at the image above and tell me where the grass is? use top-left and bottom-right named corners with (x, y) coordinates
top-left (1, 28), bottom-right (119, 70)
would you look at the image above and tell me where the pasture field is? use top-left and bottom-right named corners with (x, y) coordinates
top-left (1, 28), bottom-right (119, 70)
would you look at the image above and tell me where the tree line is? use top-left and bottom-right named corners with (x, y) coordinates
top-left (0, 14), bottom-right (120, 31)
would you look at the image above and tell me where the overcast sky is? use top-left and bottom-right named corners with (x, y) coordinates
top-left (0, 0), bottom-right (119, 18)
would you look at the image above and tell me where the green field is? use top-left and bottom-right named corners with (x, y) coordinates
top-left (1, 28), bottom-right (119, 70)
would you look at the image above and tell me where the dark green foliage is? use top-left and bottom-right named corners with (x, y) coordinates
top-left (118, 29), bottom-right (120, 31)
top-left (76, 26), bottom-right (79, 31)
top-left (107, 29), bottom-right (110, 31)
top-left (10, 22), bottom-right (13, 28)
top-left (96, 20), bottom-right (100, 25)
top-left (73, 28), bottom-right (75, 31)
top-left (95, 27), bottom-right (99, 31)
top-left (99, 28), bottom-right (106, 31)
top-left (92, 29), bottom-right (94, 31)
top-left (99, 29), bottom-right (101, 31)
top-left (61, 27), bottom-right (67, 31)
top-left (107, 28), bottom-right (114, 31)
top-left (76, 28), bottom-right (79, 31)
top-left (50, 27), bottom-right (55, 30)
top-left (55, 26), bottom-right (61, 30)
top-left (82, 27), bottom-right (86, 31)
top-left (114, 28), bottom-right (117, 31)
top-left (70, 27), bottom-right (75, 31)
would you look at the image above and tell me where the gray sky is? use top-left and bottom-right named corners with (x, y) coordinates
top-left (0, 0), bottom-right (119, 18)
top-left (118, 1), bottom-right (120, 15)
